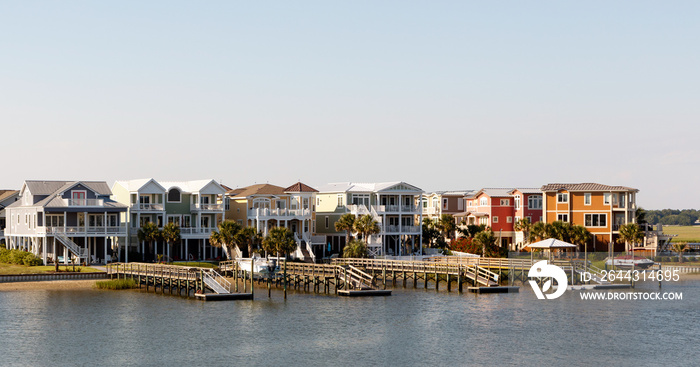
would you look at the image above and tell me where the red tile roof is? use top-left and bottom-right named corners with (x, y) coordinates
top-left (284, 182), bottom-right (318, 193)
top-left (541, 183), bottom-right (638, 192)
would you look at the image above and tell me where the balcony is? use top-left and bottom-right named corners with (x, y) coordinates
top-left (40, 225), bottom-right (127, 236)
top-left (383, 225), bottom-right (421, 234)
top-left (65, 199), bottom-right (105, 207)
top-left (248, 208), bottom-right (311, 218)
top-left (373, 205), bottom-right (420, 214)
top-left (423, 207), bottom-right (439, 215)
top-left (180, 227), bottom-right (216, 238)
top-left (131, 203), bottom-right (164, 211)
top-left (191, 203), bottom-right (224, 212)
top-left (348, 204), bottom-right (371, 216)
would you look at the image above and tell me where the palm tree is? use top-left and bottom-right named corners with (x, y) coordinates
top-left (671, 242), bottom-right (689, 263)
top-left (514, 218), bottom-right (532, 248)
top-left (570, 225), bottom-right (591, 251)
top-left (617, 223), bottom-right (644, 252)
top-left (437, 214), bottom-right (456, 241)
top-left (473, 229), bottom-right (497, 257)
top-left (529, 221), bottom-right (548, 243)
top-left (234, 226), bottom-right (261, 257)
top-left (262, 227), bottom-right (297, 258)
top-left (209, 220), bottom-right (242, 259)
top-left (353, 214), bottom-right (381, 244)
top-left (137, 222), bottom-right (161, 262)
top-left (342, 239), bottom-right (368, 258)
top-left (161, 222), bottom-right (181, 262)
top-left (422, 218), bottom-right (440, 247)
top-left (334, 213), bottom-right (356, 245)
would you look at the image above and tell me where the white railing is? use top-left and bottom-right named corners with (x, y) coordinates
top-left (179, 227), bottom-right (216, 235)
top-left (202, 269), bottom-right (231, 294)
top-left (373, 204), bottom-right (420, 213)
top-left (65, 199), bottom-right (105, 207)
top-left (423, 207), bottom-right (439, 215)
top-left (348, 204), bottom-right (370, 216)
top-left (54, 232), bottom-right (88, 260)
top-left (131, 203), bottom-right (164, 211)
top-left (384, 225), bottom-right (421, 233)
top-left (247, 208), bottom-right (310, 217)
top-left (191, 203), bottom-right (224, 211)
top-left (43, 226), bottom-right (127, 235)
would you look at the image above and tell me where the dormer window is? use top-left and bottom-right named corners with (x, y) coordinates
top-left (168, 188), bottom-right (181, 203)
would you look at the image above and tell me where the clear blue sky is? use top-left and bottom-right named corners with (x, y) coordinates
top-left (1, 1), bottom-right (698, 209)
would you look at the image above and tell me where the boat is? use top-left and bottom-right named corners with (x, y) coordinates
top-left (605, 255), bottom-right (655, 269)
top-left (237, 256), bottom-right (280, 277)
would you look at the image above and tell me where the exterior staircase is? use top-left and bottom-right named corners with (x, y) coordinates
top-left (202, 268), bottom-right (232, 294)
top-left (338, 265), bottom-right (377, 290)
top-left (53, 232), bottom-right (88, 263)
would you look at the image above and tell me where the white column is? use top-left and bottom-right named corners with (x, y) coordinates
top-left (104, 238), bottom-right (108, 264)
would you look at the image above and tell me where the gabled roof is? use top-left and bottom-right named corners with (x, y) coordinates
top-left (0, 190), bottom-right (19, 203)
top-left (472, 188), bottom-right (515, 198)
top-left (316, 181), bottom-right (423, 193)
top-left (227, 184), bottom-right (287, 198)
top-left (508, 188), bottom-right (542, 195)
top-left (23, 180), bottom-right (112, 196)
top-left (284, 182), bottom-right (318, 193)
top-left (425, 190), bottom-right (474, 197)
top-left (541, 183), bottom-right (638, 192)
top-left (159, 180), bottom-right (223, 194)
top-left (114, 178), bottom-right (166, 193)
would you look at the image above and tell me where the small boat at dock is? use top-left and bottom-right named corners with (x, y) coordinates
top-left (605, 255), bottom-right (655, 269)
top-left (237, 257), bottom-right (280, 276)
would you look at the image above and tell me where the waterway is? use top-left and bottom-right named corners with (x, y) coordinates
top-left (0, 278), bottom-right (698, 366)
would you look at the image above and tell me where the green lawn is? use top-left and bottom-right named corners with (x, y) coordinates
top-left (0, 264), bottom-right (104, 275)
top-left (662, 225), bottom-right (700, 243)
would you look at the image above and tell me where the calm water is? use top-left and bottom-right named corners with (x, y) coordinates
top-left (0, 279), bottom-right (698, 367)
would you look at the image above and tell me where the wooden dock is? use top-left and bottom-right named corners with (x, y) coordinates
top-left (105, 263), bottom-right (249, 300)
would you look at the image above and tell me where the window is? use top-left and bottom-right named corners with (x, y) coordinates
top-left (351, 194), bottom-right (370, 207)
top-left (46, 215), bottom-right (64, 227)
top-left (468, 201), bottom-right (473, 208)
top-left (224, 198), bottom-right (230, 211)
top-left (201, 216), bottom-right (209, 228)
top-left (182, 216), bottom-right (191, 227)
top-left (325, 216), bottom-right (329, 229)
top-left (458, 199), bottom-right (464, 211)
top-left (507, 216), bottom-right (513, 223)
top-left (500, 199), bottom-right (510, 206)
top-left (584, 214), bottom-right (607, 227)
top-left (493, 216), bottom-right (499, 223)
top-left (303, 198), bottom-right (309, 209)
top-left (276, 200), bottom-right (286, 209)
top-left (584, 193), bottom-right (591, 206)
top-left (72, 190), bottom-right (87, 206)
top-left (619, 193), bottom-right (626, 208)
top-left (528, 195), bottom-right (542, 209)
top-left (514, 196), bottom-right (521, 210)
top-left (167, 215), bottom-right (181, 226)
top-left (604, 193), bottom-right (611, 205)
top-left (337, 194), bottom-right (344, 207)
top-left (479, 197), bottom-right (488, 206)
top-left (557, 193), bottom-right (568, 203)
top-left (422, 200), bottom-right (428, 208)
top-left (237, 220), bottom-right (243, 225)
top-left (557, 214), bottom-right (568, 222)
top-left (167, 189), bottom-right (181, 203)
top-left (442, 198), bottom-right (448, 210)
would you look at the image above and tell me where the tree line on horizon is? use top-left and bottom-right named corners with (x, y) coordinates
top-left (642, 209), bottom-right (700, 226)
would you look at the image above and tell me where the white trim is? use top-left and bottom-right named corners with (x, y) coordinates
top-left (584, 213), bottom-right (608, 228)
top-left (584, 193), bottom-right (591, 206)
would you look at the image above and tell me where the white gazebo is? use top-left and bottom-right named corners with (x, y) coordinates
top-left (523, 238), bottom-right (578, 262)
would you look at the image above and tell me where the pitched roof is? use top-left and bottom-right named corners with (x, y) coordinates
top-left (24, 180), bottom-right (112, 196)
top-left (227, 184), bottom-right (287, 198)
top-left (541, 183), bottom-right (638, 192)
top-left (509, 188), bottom-right (542, 195)
top-left (284, 182), bottom-right (318, 193)
top-left (159, 180), bottom-right (221, 193)
top-left (316, 181), bottom-right (422, 193)
top-left (0, 190), bottom-right (19, 203)
top-left (474, 188), bottom-right (515, 198)
top-left (114, 178), bottom-right (165, 193)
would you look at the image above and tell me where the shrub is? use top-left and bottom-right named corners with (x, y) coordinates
top-left (22, 254), bottom-right (43, 266)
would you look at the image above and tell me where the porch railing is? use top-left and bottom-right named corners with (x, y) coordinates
top-left (65, 199), bottom-right (105, 207)
top-left (131, 203), bottom-right (164, 211)
top-left (191, 203), bottom-right (224, 211)
top-left (247, 208), bottom-right (310, 217)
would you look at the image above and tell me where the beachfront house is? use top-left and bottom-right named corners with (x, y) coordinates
top-left (223, 182), bottom-right (319, 261)
top-left (112, 179), bottom-right (226, 262)
top-left (3, 180), bottom-right (127, 265)
top-left (541, 183), bottom-right (639, 252)
top-left (314, 182), bottom-right (424, 258)
top-left (0, 190), bottom-right (20, 245)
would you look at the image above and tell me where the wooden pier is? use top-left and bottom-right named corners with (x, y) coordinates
top-left (105, 263), bottom-right (252, 301)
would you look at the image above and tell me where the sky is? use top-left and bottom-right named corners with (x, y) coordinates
top-left (1, 1), bottom-right (699, 210)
